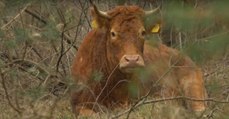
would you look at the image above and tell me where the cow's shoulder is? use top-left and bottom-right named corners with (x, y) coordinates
top-left (71, 29), bottom-right (109, 82)
top-left (71, 30), bottom-right (97, 81)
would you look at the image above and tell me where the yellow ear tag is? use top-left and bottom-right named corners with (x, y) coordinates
top-left (91, 20), bottom-right (98, 29)
top-left (151, 23), bottom-right (160, 33)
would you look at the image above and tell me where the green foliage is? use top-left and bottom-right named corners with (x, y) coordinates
top-left (207, 80), bottom-right (222, 95)
top-left (135, 67), bottom-right (152, 83)
top-left (4, 39), bottom-right (16, 49)
top-left (25, 86), bottom-right (45, 101)
top-left (223, 115), bottom-right (229, 119)
top-left (0, 29), bottom-right (4, 37)
top-left (165, 1), bottom-right (192, 31)
top-left (5, 0), bottom-right (35, 8)
top-left (0, 58), bottom-right (3, 67)
top-left (65, 76), bottom-right (75, 88)
top-left (57, 115), bottom-right (73, 119)
top-left (164, 1), bottom-right (214, 32)
top-left (184, 33), bottom-right (229, 64)
top-left (211, 0), bottom-right (229, 18)
top-left (8, 69), bottom-right (18, 80)
top-left (14, 28), bottom-right (31, 44)
top-left (42, 21), bottom-right (60, 41)
top-left (0, 0), bottom-right (5, 10)
top-left (116, 0), bottom-right (127, 5)
top-left (128, 82), bottom-right (139, 98)
top-left (205, 34), bottom-right (229, 55)
top-left (2, 0), bottom-right (35, 15)
top-left (91, 70), bottom-right (103, 82)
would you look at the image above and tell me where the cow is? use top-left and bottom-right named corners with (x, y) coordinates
top-left (71, 4), bottom-right (207, 116)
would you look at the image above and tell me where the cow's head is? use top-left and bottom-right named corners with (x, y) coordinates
top-left (91, 5), bottom-right (159, 73)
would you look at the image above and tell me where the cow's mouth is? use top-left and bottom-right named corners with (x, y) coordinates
top-left (119, 54), bottom-right (145, 73)
top-left (119, 64), bottom-right (145, 73)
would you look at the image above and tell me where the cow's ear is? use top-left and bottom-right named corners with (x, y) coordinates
top-left (90, 5), bottom-right (110, 29)
top-left (149, 21), bottom-right (161, 34)
top-left (144, 7), bottom-right (161, 34)
top-left (144, 17), bottom-right (161, 34)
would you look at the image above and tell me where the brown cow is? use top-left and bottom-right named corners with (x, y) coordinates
top-left (71, 5), bottom-right (207, 116)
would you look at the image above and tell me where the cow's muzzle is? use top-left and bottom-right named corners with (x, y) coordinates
top-left (119, 54), bottom-right (145, 73)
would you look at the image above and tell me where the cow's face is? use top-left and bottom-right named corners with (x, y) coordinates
top-left (91, 5), bottom-right (159, 73)
top-left (108, 13), bottom-right (145, 73)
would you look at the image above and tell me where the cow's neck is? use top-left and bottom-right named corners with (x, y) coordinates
top-left (90, 29), bottom-right (109, 74)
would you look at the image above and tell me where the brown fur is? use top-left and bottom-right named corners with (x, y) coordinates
top-left (71, 5), bottom-right (206, 116)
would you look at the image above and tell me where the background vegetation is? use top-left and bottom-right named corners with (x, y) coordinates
top-left (0, 0), bottom-right (228, 119)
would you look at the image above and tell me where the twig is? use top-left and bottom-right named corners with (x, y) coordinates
top-left (56, 22), bottom-right (66, 73)
top-left (62, 32), bottom-right (78, 50)
top-left (24, 9), bottom-right (47, 25)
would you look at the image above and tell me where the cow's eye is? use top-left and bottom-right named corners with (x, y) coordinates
top-left (141, 30), bottom-right (146, 36)
top-left (140, 30), bottom-right (146, 38)
top-left (111, 31), bottom-right (116, 38)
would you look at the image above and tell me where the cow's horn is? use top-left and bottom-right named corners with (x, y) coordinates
top-left (92, 4), bottom-right (110, 19)
top-left (145, 6), bottom-right (160, 16)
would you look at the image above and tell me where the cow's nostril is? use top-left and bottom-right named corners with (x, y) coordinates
top-left (124, 56), bottom-right (130, 62)
top-left (135, 56), bottom-right (139, 61)
top-left (120, 54), bottom-right (145, 70)
top-left (124, 55), bottom-right (139, 63)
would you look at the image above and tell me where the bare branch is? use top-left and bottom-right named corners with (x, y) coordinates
top-left (56, 9), bottom-right (66, 74)
top-left (24, 9), bottom-right (47, 25)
